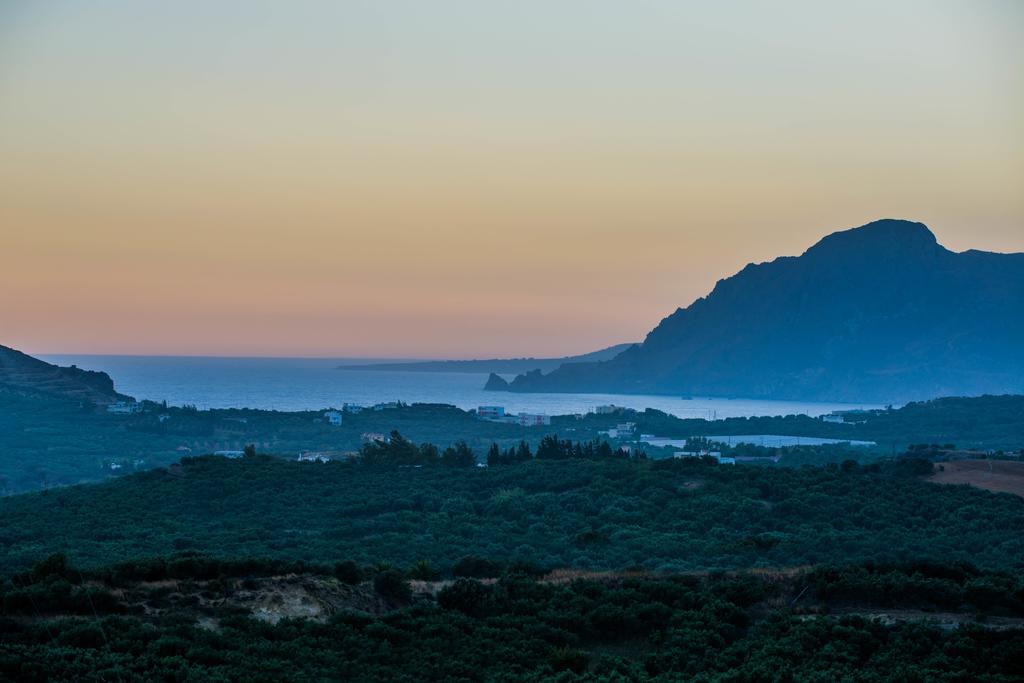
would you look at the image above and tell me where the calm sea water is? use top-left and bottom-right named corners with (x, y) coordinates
top-left (41, 355), bottom-right (881, 419)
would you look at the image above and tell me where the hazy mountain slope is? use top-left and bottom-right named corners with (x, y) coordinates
top-left (340, 342), bottom-right (636, 374)
top-left (498, 220), bottom-right (1024, 403)
top-left (0, 344), bottom-right (128, 404)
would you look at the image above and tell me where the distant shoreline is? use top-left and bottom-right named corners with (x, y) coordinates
top-left (336, 343), bottom-right (636, 374)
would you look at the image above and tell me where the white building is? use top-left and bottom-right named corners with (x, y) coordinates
top-left (373, 401), bottom-right (399, 411)
top-left (343, 403), bottom-right (365, 414)
top-left (298, 452), bottom-right (332, 463)
top-left (599, 422), bottom-right (637, 440)
top-left (518, 413), bottom-right (551, 427)
top-left (214, 450), bottom-right (245, 459)
top-left (821, 413), bottom-right (845, 424)
top-left (106, 400), bottom-right (141, 415)
top-left (324, 410), bottom-right (343, 426)
top-left (478, 406), bottom-right (506, 419)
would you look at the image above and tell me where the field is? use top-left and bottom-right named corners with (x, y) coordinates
top-left (929, 459), bottom-right (1024, 498)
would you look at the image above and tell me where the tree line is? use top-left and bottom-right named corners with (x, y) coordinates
top-left (360, 431), bottom-right (638, 467)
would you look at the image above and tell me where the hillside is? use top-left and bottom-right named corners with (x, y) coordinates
top-left (495, 220), bottom-right (1024, 403)
top-left (626, 394), bottom-right (1024, 452)
top-left (339, 342), bottom-right (635, 374)
top-left (2, 337), bottom-right (1021, 493)
top-left (3, 557), bottom-right (1022, 680)
top-left (3, 455), bottom-right (1022, 574)
top-left (0, 344), bottom-right (128, 405)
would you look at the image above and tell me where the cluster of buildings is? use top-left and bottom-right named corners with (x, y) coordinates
top-left (673, 450), bottom-right (736, 465)
top-left (343, 401), bottom-right (399, 413)
top-left (298, 452), bottom-right (332, 463)
top-left (297, 450), bottom-right (359, 463)
top-left (599, 422), bottom-right (637, 440)
top-left (476, 406), bottom-right (551, 427)
top-left (106, 399), bottom-right (142, 415)
top-left (820, 409), bottom-right (872, 424)
top-left (322, 402), bottom-right (402, 426)
top-left (361, 432), bottom-right (391, 444)
top-left (595, 404), bottom-right (623, 415)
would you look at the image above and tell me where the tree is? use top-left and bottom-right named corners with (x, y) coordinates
top-left (408, 560), bottom-right (440, 581)
top-left (374, 569), bottom-right (411, 603)
top-left (486, 443), bottom-right (501, 466)
top-left (515, 440), bottom-right (532, 461)
top-left (442, 441), bottom-right (476, 468)
top-left (438, 578), bottom-right (491, 617)
top-left (452, 555), bottom-right (500, 578)
top-left (335, 561), bottom-right (363, 585)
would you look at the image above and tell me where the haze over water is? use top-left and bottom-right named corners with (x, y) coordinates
top-left (42, 355), bottom-right (881, 418)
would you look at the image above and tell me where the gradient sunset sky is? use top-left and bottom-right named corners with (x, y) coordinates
top-left (2, 1), bottom-right (1021, 358)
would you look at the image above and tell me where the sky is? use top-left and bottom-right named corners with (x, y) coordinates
top-left (1, 1), bottom-right (1021, 359)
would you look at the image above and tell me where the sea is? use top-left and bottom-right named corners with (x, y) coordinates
top-left (41, 355), bottom-right (882, 420)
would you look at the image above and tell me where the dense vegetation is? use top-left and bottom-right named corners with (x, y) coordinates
top-left (0, 393), bottom-right (534, 493)
top-left (3, 386), bottom-right (1024, 679)
top-left (620, 394), bottom-right (1024, 451)
top-left (2, 555), bottom-right (1022, 681)
top-left (2, 454), bottom-right (1022, 575)
top-left (3, 387), bottom-right (1022, 494)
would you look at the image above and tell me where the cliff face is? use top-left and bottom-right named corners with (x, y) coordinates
top-left (483, 373), bottom-right (511, 391)
top-left (497, 219), bottom-right (1024, 403)
top-left (0, 345), bottom-right (129, 404)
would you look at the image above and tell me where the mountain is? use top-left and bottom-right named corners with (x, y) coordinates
top-left (494, 219), bottom-right (1024, 403)
top-left (0, 344), bottom-right (129, 404)
top-left (339, 342), bottom-right (635, 374)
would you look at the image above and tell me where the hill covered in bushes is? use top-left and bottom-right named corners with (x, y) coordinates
top-left (2, 454), bottom-right (1022, 574)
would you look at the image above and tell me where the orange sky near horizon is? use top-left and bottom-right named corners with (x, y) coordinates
top-left (1, 1), bottom-right (1021, 358)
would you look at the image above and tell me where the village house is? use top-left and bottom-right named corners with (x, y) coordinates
top-left (106, 400), bottom-right (141, 414)
top-left (323, 410), bottom-right (343, 426)
top-left (297, 452), bottom-right (333, 463)
top-left (477, 406), bottom-right (505, 420)
top-left (599, 422), bottom-right (636, 439)
top-left (517, 413), bottom-right (551, 427)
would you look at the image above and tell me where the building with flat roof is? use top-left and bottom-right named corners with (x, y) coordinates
top-left (478, 406), bottom-right (506, 419)
top-left (518, 413), bottom-right (551, 426)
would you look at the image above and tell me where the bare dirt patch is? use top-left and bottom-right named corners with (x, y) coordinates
top-left (927, 459), bottom-right (1024, 498)
top-left (822, 609), bottom-right (1024, 631)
